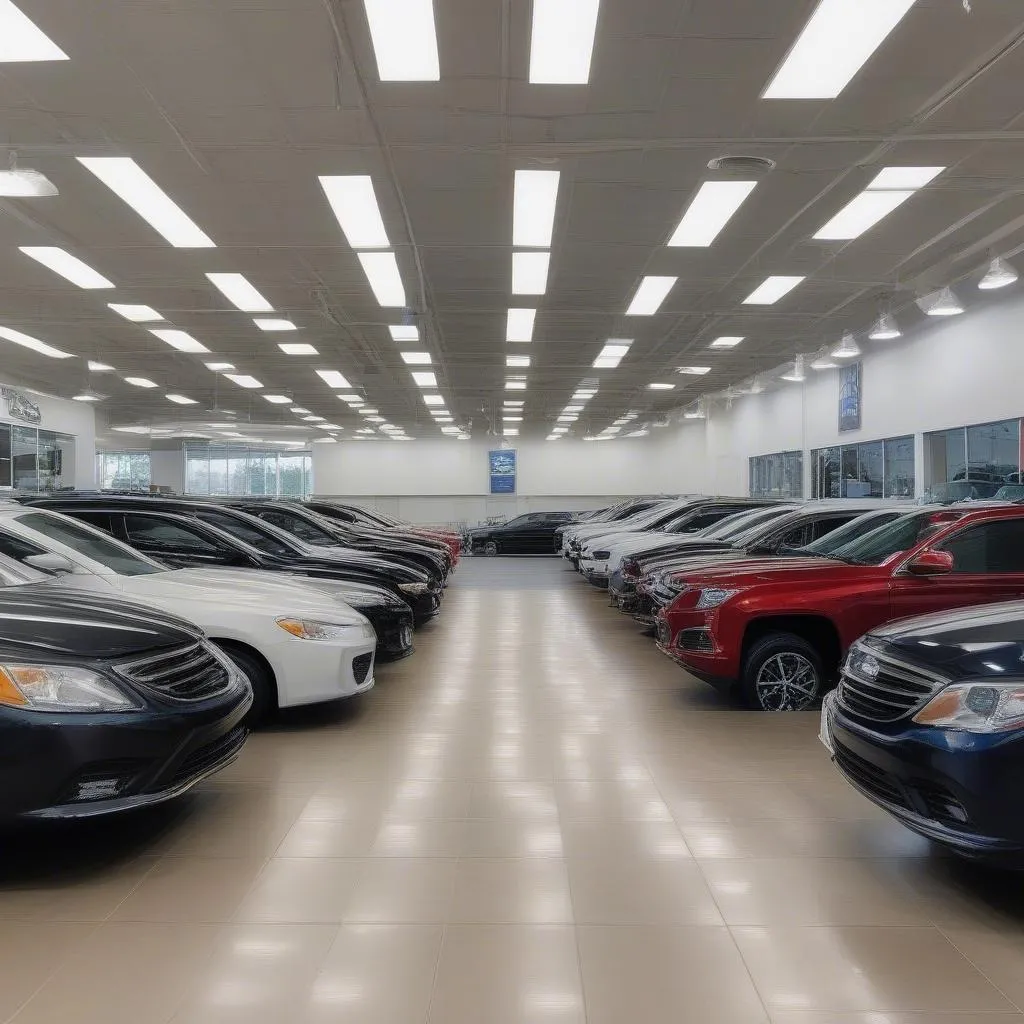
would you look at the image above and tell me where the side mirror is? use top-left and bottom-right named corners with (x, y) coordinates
top-left (906, 550), bottom-right (954, 576)
top-left (24, 552), bottom-right (76, 575)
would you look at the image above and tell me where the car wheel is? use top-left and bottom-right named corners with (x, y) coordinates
top-left (215, 643), bottom-right (275, 726)
top-left (740, 632), bottom-right (823, 712)
top-left (483, 540), bottom-right (499, 556)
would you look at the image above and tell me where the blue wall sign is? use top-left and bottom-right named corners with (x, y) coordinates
top-left (489, 448), bottom-right (516, 494)
top-left (838, 361), bottom-right (862, 432)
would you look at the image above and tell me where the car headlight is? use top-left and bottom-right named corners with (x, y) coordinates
top-left (0, 664), bottom-right (140, 712)
top-left (913, 682), bottom-right (1024, 733)
top-left (276, 616), bottom-right (365, 641)
top-left (398, 582), bottom-right (429, 595)
top-left (695, 587), bottom-right (741, 610)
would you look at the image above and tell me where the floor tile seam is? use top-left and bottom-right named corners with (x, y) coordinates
top-left (937, 925), bottom-right (1024, 1014)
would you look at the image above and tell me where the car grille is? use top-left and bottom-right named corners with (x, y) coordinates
top-left (353, 652), bottom-right (374, 685)
top-left (837, 641), bottom-right (948, 723)
top-left (676, 627), bottom-right (714, 653)
top-left (168, 727), bottom-right (247, 789)
top-left (116, 642), bottom-right (234, 703)
top-left (833, 741), bottom-right (907, 809)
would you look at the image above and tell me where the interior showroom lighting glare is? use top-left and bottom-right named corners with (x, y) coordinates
top-left (319, 175), bottom-right (390, 248)
top-left (362, 0), bottom-right (440, 81)
top-left (709, 336), bottom-right (744, 348)
top-left (87, 361), bottom-right (114, 372)
top-left (166, 394), bottom-right (197, 405)
top-left (648, 382), bottom-right (674, 390)
top-left (124, 377), bottom-right (158, 388)
top-left (668, 180), bottom-right (757, 247)
top-left (279, 343), bottom-right (318, 355)
top-left (358, 251), bottom-right (406, 306)
top-left (0, 0), bottom-right (68, 62)
top-left (918, 286), bottom-right (965, 317)
top-left (223, 373), bottom-right (263, 389)
top-left (831, 331), bottom-right (861, 359)
top-left (0, 164), bottom-right (57, 196)
top-left (389, 325), bottom-right (418, 341)
top-left (529, 0), bottom-right (600, 84)
top-left (677, 366), bottom-right (711, 375)
top-left (205, 273), bottom-right (273, 312)
top-left (19, 247), bottom-right (113, 289)
top-left (743, 275), bottom-right (805, 305)
top-left (869, 312), bottom-right (901, 340)
top-left (0, 324), bottom-right (71, 358)
top-left (979, 257), bottom-right (1019, 290)
top-left (423, 394), bottom-right (445, 406)
top-left (625, 275), bottom-right (676, 316)
top-left (205, 362), bottom-right (234, 371)
top-left (254, 318), bottom-right (297, 332)
top-left (507, 355), bottom-right (530, 367)
top-left (505, 378), bottom-right (527, 391)
top-left (108, 303), bottom-right (163, 322)
top-left (262, 395), bottom-right (291, 404)
top-left (150, 329), bottom-right (209, 353)
top-left (513, 169), bottom-right (561, 248)
top-left (411, 371), bottom-right (437, 387)
top-left (512, 251), bottom-right (550, 295)
top-left (72, 393), bottom-right (101, 402)
top-left (593, 341), bottom-right (631, 368)
top-left (401, 351), bottom-right (432, 364)
top-left (316, 370), bottom-right (352, 389)
top-left (506, 308), bottom-right (536, 342)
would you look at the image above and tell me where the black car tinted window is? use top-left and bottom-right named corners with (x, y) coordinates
top-left (939, 519), bottom-right (1024, 573)
top-left (808, 514), bottom-right (861, 542)
top-left (0, 531), bottom-right (47, 561)
top-left (125, 515), bottom-right (229, 555)
top-left (258, 509), bottom-right (335, 544)
top-left (196, 510), bottom-right (292, 556)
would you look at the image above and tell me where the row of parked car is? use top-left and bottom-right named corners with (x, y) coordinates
top-left (0, 494), bottom-right (461, 820)
top-left (559, 495), bottom-right (1024, 864)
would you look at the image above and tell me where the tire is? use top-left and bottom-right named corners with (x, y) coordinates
top-left (215, 643), bottom-right (276, 726)
top-left (739, 632), bottom-right (824, 712)
top-left (483, 540), bottom-right (499, 556)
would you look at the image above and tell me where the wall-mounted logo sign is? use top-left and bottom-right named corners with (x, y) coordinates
top-left (1, 387), bottom-right (41, 425)
top-left (838, 362), bottom-right (862, 433)
top-left (489, 448), bottom-right (516, 494)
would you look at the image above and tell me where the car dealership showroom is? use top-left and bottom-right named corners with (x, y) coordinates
top-left (9, 0), bottom-right (1024, 1021)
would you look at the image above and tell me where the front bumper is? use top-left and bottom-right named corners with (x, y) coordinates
top-left (654, 612), bottom-right (738, 689)
top-left (1, 684), bottom-right (252, 819)
top-left (359, 604), bottom-right (415, 659)
top-left (271, 623), bottom-right (378, 708)
top-left (823, 691), bottom-right (1024, 859)
top-left (579, 561), bottom-right (610, 587)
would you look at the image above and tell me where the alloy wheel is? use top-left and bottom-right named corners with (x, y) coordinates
top-left (755, 652), bottom-right (819, 711)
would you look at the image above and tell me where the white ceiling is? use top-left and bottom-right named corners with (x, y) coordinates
top-left (2, 0), bottom-right (1024, 443)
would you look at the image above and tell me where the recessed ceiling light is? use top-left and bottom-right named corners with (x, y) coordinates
top-left (667, 180), bottom-right (757, 247)
top-left (72, 394), bottom-right (101, 402)
top-left (319, 175), bottom-right (391, 248)
top-left (762, 0), bottom-right (916, 100)
top-left (709, 336), bottom-right (744, 349)
top-left (0, 0), bottom-right (68, 61)
top-left (362, 0), bottom-right (440, 81)
top-left (563, 405), bottom-right (583, 413)
top-left (506, 308), bottom-right (536, 342)
top-left (279, 342), bottom-right (318, 355)
top-left (358, 252), bottom-right (406, 306)
top-left (303, 415), bottom-right (326, 422)
top-left (814, 189), bottom-right (915, 240)
top-left (166, 393), bottom-right (198, 405)
top-left (108, 303), bottom-right (164, 323)
top-left (19, 247), bottom-right (114, 289)
top-left (625, 276), bottom-right (677, 316)
top-left (648, 382), bottom-right (675, 390)
top-left (401, 351), bottom-right (432, 365)
top-left (677, 365), bottom-right (711, 375)
top-left (223, 374), bottom-right (263, 389)
top-left (504, 400), bottom-right (524, 408)
top-left (503, 428), bottom-right (520, 437)
top-left (0, 324), bottom-right (71, 359)
top-left (87, 360), bottom-right (115, 372)
top-left (124, 377), bottom-right (159, 388)
top-left (262, 394), bottom-right (292, 404)
top-left (505, 379), bottom-right (528, 391)
top-left (204, 361), bottom-right (235, 372)
top-left (593, 340), bottom-right (631, 369)
top-left (434, 416), bottom-right (454, 423)
top-left (205, 273), bottom-right (273, 313)
top-left (742, 275), bottom-right (804, 305)
top-left (529, 0), bottom-right (600, 84)
top-left (291, 407), bottom-right (311, 414)
top-left (512, 252), bottom-right (550, 295)
top-left (552, 427), bottom-right (568, 434)
top-left (366, 415), bottom-right (386, 423)
top-left (150, 328), bottom-right (209, 353)
top-left (338, 394), bottom-right (363, 404)
top-left (254, 318), bottom-right (297, 332)
top-left (557, 414), bottom-right (578, 422)
top-left (77, 157), bottom-right (215, 247)
top-left (868, 166), bottom-right (944, 190)
top-left (506, 355), bottom-right (531, 368)
top-left (423, 394), bottom-right (445, 406)
top-left (316, 370), bottom-right (352, 389)
top-left (513, 169), bottom-right (560, 248)
top-left (503, 415), bottom-right (523, 422)
top-left (389, 325), bottom-right (419, 342)
top-left (0, 166), bottom-right (57, 196)
top-left (411, 371), bottom-right (438, 387)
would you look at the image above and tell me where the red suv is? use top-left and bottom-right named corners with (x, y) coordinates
top-left (656, 505), bottom-right (1024, 711)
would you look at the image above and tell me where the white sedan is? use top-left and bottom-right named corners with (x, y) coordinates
top-left (0, 505), bottom-right (377, 723)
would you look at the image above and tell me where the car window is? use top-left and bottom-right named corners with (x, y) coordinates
top-left (15, 511), bottom-right (166, 576)
top-left (66, 510), bottom-right (115, 533)
top-left (777, 524), bottom-right (813, 549)
top-left (938, 519), bottom-right (1024, 573)
top-left (194, 510), bottom-right (292, 556)
top-left (0, 531), bottom-right (48, 562)
top-left (676, 509), bottom-right (735, 534)
top-left (831, 510), bottom-right (962, 566)
top-left (799, 511), bottom-right (905, 554)
top-left (125, 515), bottom-right (231, 555)
top-left (0, 551), bottom-right (46, 586)
top-left (257, 510), bottom-right (336, 545)
top-left (715, 506), bottom-right (795, 542)
top-left (807, 514), bottom-right (862, 542)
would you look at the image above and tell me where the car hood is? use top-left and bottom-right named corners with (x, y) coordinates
top-left (675, 557), bottom-right (881, 589)
top-left (0, 583), bottom-right (202, 660)
top-left (291, 545), bottom-right (424, 582)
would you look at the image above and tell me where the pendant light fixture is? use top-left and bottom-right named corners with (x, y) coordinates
top-left (979, 257), bottom-right (1018, 291)
top-left (918, 286), bottom-right (964, 316)
top-left (868, 311), bottom-right (901, 340)
top-left (831, 331), bottom-right (861, 359)
top-left (781, 355), bottom-right (806, 382)
top-left (683, 398), bottom-right (706, 419)
top-left (811, 349), bottom-right (838, 370)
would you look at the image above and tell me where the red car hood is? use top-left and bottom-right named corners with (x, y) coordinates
top-left (678, 556), bottom-right (884, 589)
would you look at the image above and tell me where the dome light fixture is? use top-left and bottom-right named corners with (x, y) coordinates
top-left (979, 257), bottom-right (1018, 291)
top-left (918, 286), bottom-right (964, 316)
top-left (868, 311), bottom-right (901, 340)
top-left (781, 355), bottom-right (806, 382)
top-left (831, 331), bottom-right (861, 359)
top-left (811, 350), bottom-right (838, 370)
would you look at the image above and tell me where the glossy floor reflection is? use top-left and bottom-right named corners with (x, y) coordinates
top-left (3, 557), bottom-right (1024, 1022)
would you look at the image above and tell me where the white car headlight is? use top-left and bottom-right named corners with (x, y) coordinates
top-left (913, 681), bottom-right (1024, 733)
top-left (276, 616), bottom-right (365, 641)
top-left (694, 587), bottom-right (742, 610)
top-left (398, 582), bottom-right (429, 595)
top-left (0, 663), bottom-right (140, 712)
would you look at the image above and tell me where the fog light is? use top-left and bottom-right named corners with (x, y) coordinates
top-left (74, 777), bottom-right (128, 802)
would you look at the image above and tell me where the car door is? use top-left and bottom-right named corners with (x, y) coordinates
top-left (122, 514), bottom-right (254, 569)
top-left (890, 518), bottom-right (1024, 621)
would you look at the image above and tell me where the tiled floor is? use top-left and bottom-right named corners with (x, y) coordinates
top-left (3, 556), bottom-right (1024, 1022)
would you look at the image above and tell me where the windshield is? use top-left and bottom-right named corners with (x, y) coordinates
top-left (994, 484), bottom-right (1024, 501)
top-left (710, 505), bottom-right (796, 542)
top-left (195, 509), bottom-right (295, 556)
top-left (17, 511), bottom-right (166, 576)
top-left (795, 510), bottom-right (907, 555)
top-left (924, 480), bottom-right (1003, 503)
top-left (829, 510), bottom-right (963, 566)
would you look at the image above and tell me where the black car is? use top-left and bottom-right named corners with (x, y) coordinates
top-left (553, 497), bottom-right (672, 556)
top-left (469, 511), bottom-right (576, 555)
top-left (30, 496), bottom-right (443, 624)
top-left (823, 600), bottom-right (1024, 864)
top-left (0, 556), bottom-right (252, 819)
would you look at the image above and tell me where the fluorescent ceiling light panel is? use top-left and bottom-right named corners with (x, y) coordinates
top-left (166, 394), bottom-right (197, 405)
top-left (389, 325), bottom-right (419, 342)
top-left (362, 0), bottom-right (440, 81)
top-left (205, 273), bottom-right (273, 313)
top-left (204, 362), bottom-right (235, 371)
top-left (339, 394), bottom-right (363, 403)
top-left (434, 416), bottom-right (454, 423)
top-left (411, 371), bottom-right (438, 387)
top-left (290, 407), bottom-right (311, 414)
top-left (223, 374), bottom-right (263, 389)
top-left (668, 180), bottom-right (757, 247)
top-left (19, 247), bottom-right (113, 289)
top-left (0, 325), bottom-right (71, 359)
top-left (710, 336), bottom-right (744, 348)
top-left (365, 416), bottom-right (386, 423)
top-left (506, 307), bottom-right (536, 342)
top-left (77, 157), bottom-right (214, 247)
top-left (87, 361), bottom-right (115, 372)
top-left (503, 428), bottom-right (520, 437)
top-left (279, 343), bottom-right (318, 355)
top-left (108, 303), bottom-right (163, 322)
top-left (401, 351), bottom-right (432, 365)
top-left (648, 382), bottom-right (675, 390)
top-left (512, 251), bottom-right (550, 295)
top-left (505, 379), bottom-right (527, 391)
top-left (316, 370), bottom-right (352, 389)
top-left (513, 169), bottom-right (560, 248)
top-left (124, 377), bottom-right (158, 388)
top-left (358, 252), bottom-right (406, 306)
top-left (593, 341), bottom-right (631, 369)
top-left (557, 414), bottom-right (577, 422)
top-left (423, 394), bottom-right (445, 406)
top-left (262, 395), bottom-right (292, 404)
top-left (503, 415), bottom-right (523, 422)
top-left (507, 355), bottom-right (531, 368)
top-left (677, 365), bottom-right (711, 375)
top-left (868, 166), bottom-right (944, 190)
top-left (319, 175), bottom-right (390, 248)
top-left (625, 275), bottom-right (676, 316)
top-left (742, 275), bottom-right (804, 305)
top-left (762, 0), bottom-right (917, 100)
top-left (529, 0), bottom-right (600, 84)
top-left (72, 394), bottom-right (101, 402)
top-left (0, 168), bottom-right (57, 196)
top-left (254, 318), bottom-right (296, 332)
top-left (814, 189), bottom-right (914, 240)
top-left (0, 0), bottom-right (68, 61)
top-left (150, 328), bottom-right (209, 353)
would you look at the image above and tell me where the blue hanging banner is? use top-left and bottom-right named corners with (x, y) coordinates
top-left (489, 448), bottom-right (516, 494)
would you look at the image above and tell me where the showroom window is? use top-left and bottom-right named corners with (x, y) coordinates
top-left (811, 436), bottom-right (914, 499)
top-left (96, 450), bottom-right (152, 492)
top-left (184, 444), bottom-right (313, 498)
top-left (923, 418), bottom-right (1020, 501)
top-left (0, 423), bottom-right (76, 492)
top-left (749, 451), bottom-right (803, 499)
